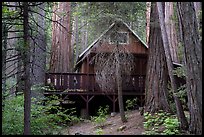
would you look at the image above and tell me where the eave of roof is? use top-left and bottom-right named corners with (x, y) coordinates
top-left (122, 21), bottom-right (148, 49)
top-left (78, 23), bottom-right (115, 60)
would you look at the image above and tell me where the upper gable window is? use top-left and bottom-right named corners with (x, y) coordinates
top-left (109, 32), bottom-right (129, 45)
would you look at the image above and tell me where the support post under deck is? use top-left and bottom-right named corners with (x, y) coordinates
top-left (80, 95), bottom-right (94, 118)
top-left (107, 95), bottom-right (118, 112)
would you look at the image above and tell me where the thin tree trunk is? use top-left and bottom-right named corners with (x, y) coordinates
top-left (2, 22), bottom-right (8, 100)
top-left (146, 2), bottom-right (151, 45)
top-left (65, 2), bottom-right (72, 72)
top-left (23, 2), bottom-right (31, 135)
top-left (176, 2), bottom-right (202, 134)
top-left (156, 2), bottom-right (188, 130)
top-left (75, 11), bottom-right (79, 65)
top-left (16, 57), bottom-right (24, 94)
top-left (81, 16), bottom-right (88, 51)
top-left (115, 44), bottom-right (127, 123)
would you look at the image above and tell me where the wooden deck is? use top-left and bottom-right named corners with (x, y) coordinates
top-left (44, 73), bottom-right (145, 116)
top-left (44, 72), bottom-right (145, 94)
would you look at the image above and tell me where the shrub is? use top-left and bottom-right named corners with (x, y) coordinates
top-left (125, 98), bottom-right (138, 111)
top-left (2, 94), bottom-right (80, 135)
top-left (143, 110), bottom-right (180, 135)
top-left (163, 117), bottom-right (180, 135)
top-left (2, 95), bottom-right (24, 135)
top-left (91, 105), bottom-right (109, 128)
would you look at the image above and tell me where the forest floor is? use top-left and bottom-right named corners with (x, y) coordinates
top-left (61, 109), bottom-right (145, 135)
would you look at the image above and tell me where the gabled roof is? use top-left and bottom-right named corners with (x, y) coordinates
top-left (75, 21), bottom-right (183, 70)
top-left (76, 21), bottom-right (148, 66)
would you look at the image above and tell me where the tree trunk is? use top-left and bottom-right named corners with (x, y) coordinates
top-left (164, 2), bottom-right (179, 63)
top-left (176, 2), bottom-right (202, 134)
top-left (63, 2), bottom-right (72, 72)
top-left (50, 2), bottom-right (72, 73)
top-left (30, 3), bottom-right (46, 99)
top-left (115, 45), bottom-right (127, 123)
top-left (146, 2), bottom-right (151, 45)
top-left (193, 2), bottom-right (201, 32)
top-left (2, 22), bottom-right (8, 99)
top-left (71, 4), bottom-right (80, 66)
top-left (50, 2), bottom-right (58, 72)
top-left (75, 10), bottom-right (79, 65)
top-left (16, 57), bottom-right (24, 94)
top-left (144, 2), bottom-right (172, 114)
top-left (156, 2), bottom-right (188, 130)
top-left (81, 16), bottom-right (88, 52)
top-left (23, 2), bottom-right (31, 135)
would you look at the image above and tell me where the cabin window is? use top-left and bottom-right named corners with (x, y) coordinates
top-left (109, 32), bottom-right (129, 44)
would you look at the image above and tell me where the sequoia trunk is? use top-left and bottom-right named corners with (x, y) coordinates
top-left (50, 2), bottom-right (72, 73)
top-left (176, 2), bottom-right (202, 134)
top-left (144, 2), bottom-right (172, 113)
top-left (156, 2), bottom-right (188, 130)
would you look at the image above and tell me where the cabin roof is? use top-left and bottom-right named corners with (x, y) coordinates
top-left (75, 21), bottom-right (183, 69)
top-left (76, 21), bottom-right (148, 66)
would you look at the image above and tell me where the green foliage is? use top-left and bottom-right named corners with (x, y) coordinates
top-left (173, 66), bottom-right (186, 78)
top-left (91, 115), bottom-right (106, 127)
top-left (95, 127), bottom-right (104, 135)
top-left (43, 95), bottom-right (80, 126)
top-left (91, 105), bottom-right (109, 128)
top-left (2, 95), bottom-right (24, 135)
top-left (176, 85), bottom-right (186, 100)
top-left (2, 94), bottom-right (80, 135)
top-left (2, 3), bottom-right (18, 19)
top-left (176, 84), bottom-right (188, 110)
top-left (163, 117), bottom-right (180, 135)
top-left (167, 79), bottom-right (187, 112)
top-left (177, 42), bottom-right (185, 62)
top-left (97, 105), bottom-right (109, 117)
top-left (125, 97), bottom-right (138, 111)
top-left (143, 110), bottom-right (180, 135)
top-left (71, 2), bottom-right (146, 51)
top-left (167, 77), bottom-right (187, 112)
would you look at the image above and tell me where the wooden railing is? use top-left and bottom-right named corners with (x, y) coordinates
top-left (45, 73), bottom-right (145, 93)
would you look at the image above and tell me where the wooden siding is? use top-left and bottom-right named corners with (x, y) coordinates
top-left (79, 54), bottom-right (147, 75)
top-left (91, 33), bottom-right (148, 54)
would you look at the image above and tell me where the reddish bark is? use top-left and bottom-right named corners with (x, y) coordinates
top-left (50, 2), bottom-right (72, 73)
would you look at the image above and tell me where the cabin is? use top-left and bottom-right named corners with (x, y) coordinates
top-left (44, 21), bottom-right (183, 118)
top-left (75, 21), bottom-right (148, 94)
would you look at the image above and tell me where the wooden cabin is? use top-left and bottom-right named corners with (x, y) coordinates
top-left (75, 21), bottom-right (148, 94)
top-left (44, 21), bottom-right (184, 117)
top-left (44, 21), bottom-right (148, 116)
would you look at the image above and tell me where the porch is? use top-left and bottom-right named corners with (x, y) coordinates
top-left (44, 72), bottom-right (146, 117)
top-left (44, 72), bottom-right (145, 93)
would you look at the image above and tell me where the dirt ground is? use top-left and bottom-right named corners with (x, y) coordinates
top-left (61, 110), bottom-right (145, 135)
